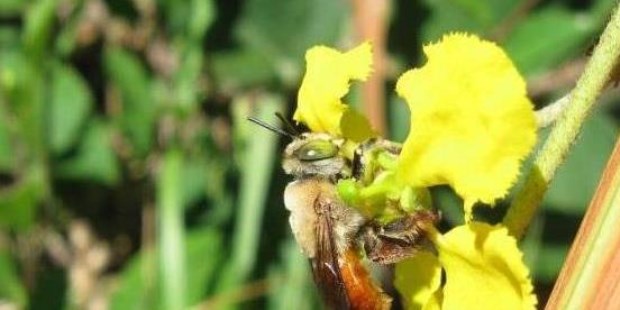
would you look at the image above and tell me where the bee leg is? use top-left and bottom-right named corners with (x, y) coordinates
top-left (361, 210), bottom-right (440, 265)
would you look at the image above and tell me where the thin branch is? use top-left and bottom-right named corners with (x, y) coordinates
top-left (535, 94), bottom-right (571, 128)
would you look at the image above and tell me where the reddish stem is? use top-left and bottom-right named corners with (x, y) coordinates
top-left (351, 0), bottom-right (389, 135)
top-left (546, 136), bottom-right (620, 309)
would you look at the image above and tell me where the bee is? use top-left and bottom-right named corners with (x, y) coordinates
top-left (249, 116), bottom-right (439, 310)
top-left (282, 132), bottom-right (392, 310)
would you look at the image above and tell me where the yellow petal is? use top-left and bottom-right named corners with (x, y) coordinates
top-left (294, 42), bottom-right (372, 135)
top-left (423, 291), bottom-right (442, 310)
top-left (395, 33), bottom-right (536, 210)
top-left (435, 223), bottom-right (537, 310)
top-left (394, 251), bottom-right (442, 310)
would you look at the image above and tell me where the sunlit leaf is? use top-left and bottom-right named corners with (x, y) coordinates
top-left (22, 0), bottom-right (57, 59)
top-left (504, 6), bottom-right (596, 76)
top-left (50, 62), bottom-right (93, 155)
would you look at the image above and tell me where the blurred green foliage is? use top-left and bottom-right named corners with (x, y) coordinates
top-left (0, 0), bottom-right (618, 309)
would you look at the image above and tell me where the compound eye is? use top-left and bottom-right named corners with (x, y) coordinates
top-left (296, 140), bottom-right (338, 161)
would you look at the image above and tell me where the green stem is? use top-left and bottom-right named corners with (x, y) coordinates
top-left (504, 4), bottom-right (620, 238)
top-left (157, 150), bottom-right (186, 310)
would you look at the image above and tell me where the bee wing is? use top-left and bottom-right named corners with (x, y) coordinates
top-left (310, 197), bottom-right (351, 310)
top-left (310, 189), bottom-right (393, 310)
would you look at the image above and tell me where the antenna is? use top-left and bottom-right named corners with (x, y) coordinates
top-left (275, 112), bottom-right (301, 136)
top-left (247, 117), bottom-right (296, 139)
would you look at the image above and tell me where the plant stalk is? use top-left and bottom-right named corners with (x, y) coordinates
top-left (157, 150), bottom-right (186, 310)
top-left (504, 4), bottom-right (620, 238)
top-left (546, 136), bottom-right (620, 309)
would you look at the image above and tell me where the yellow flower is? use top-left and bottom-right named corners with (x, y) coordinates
top-left (395, 251), bottom-right (442, 310)
top-left (294, 42), bottom-right (375, 139)
top-left (395, 33), bottom-right (536, 212)
top-left (390, 35), bottom-right (537, 308)
top-left (294, 34), bottom-right (538, 310)
top-left (396, 223), bottom-right (537, 310)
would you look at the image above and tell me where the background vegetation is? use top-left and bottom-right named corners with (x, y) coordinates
top-left (0, 0), bottom-right (618, 308)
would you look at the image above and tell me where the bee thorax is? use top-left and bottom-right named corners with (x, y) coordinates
top-left (284, 178), bottom-right (366, 258)
top-left (282, 156), bottom-right (347, 178)
top-left (284, 179), bottom-right (320, 257)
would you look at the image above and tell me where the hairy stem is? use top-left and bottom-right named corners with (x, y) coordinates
top-left (504, 4), bottom-right (620, 238)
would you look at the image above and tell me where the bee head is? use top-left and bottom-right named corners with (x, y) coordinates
top-left (282, 133), bottom-right (348, 179)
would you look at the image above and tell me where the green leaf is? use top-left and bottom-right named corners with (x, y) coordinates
top-left (236, 0), bottom-right (347, 83)
top-left (215, 94), bottom-right (283, 295)
top-left (29, 267), bottom-right (66, 310)
top-left (110, 248), bottom-right (157, 310)
top-left (0, 26), bottom-right (21, 48)
top-left (186, 0), bottom-right (214, 42)
top-left (54, 119), bottom-right (120, 185)
top-left (0, 112), bottom-right (13, 171)
top-left (267, 240), bottom-right (318, 310)
top-left (211, 49), bottom-right (277, 90)
top-left (521, 215), bottom-right (569, 283)
top-left (0, 0), bottom-right (26, 16)
top-left (179, 156), bottom-right (209, 208)
top-left (159, 0), bottom-right (214, 41)
top-left (387, 94), bottom-right (410, 142)
top-left (55, 7), bottom-right (82, 57)
top-left (0, 167), bottom-right (44, 231)
top-left (110, 228), bottom-right (222, 310)
top-left (419, 0), bottom-right (519, 43)
top-left (520, 214), bottom-right (544, 280)
top-left (504, 6), bottom-right (597, 76)
top-left (431, 186), bottom-right (464, 227)
top-left (185, 228), bottom-right (223, 305)
top-left (533, 243), bottom-right (569, 283)
top-left (591, 0), bottom-right (620, 22)
top-left (22, 0), bottom-right (57, 59)
top-left (0, 249), bottom-right (27, 307)
top-left (172, 46), bottom-right (205, 110)
top-left (104, 47), bottom-right (156, 156)
top-left (543, 110), bottom-right (618, 214)
top-left (0, 51), bottom-right (46, 156)
top-left (50, 62), bottom-right (93, 155)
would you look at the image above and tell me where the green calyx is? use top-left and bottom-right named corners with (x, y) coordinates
top-left (337, 170), bottom-right (432, 223)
